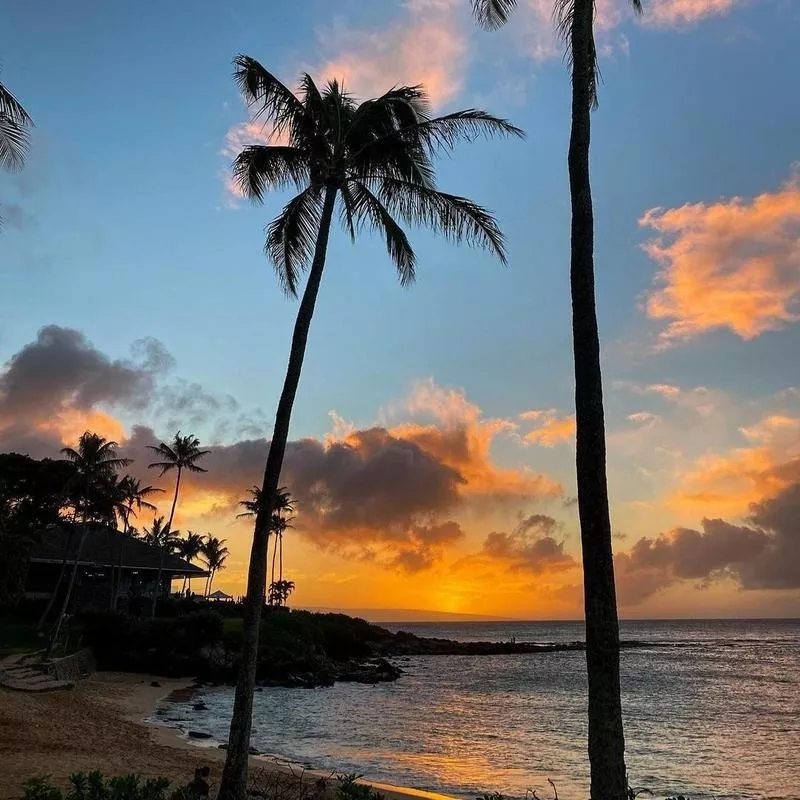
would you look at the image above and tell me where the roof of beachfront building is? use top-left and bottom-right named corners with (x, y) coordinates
top-left (29, 525), bottom-right (207, 576)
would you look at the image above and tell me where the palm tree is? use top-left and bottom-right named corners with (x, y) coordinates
top-left (200, 536), bottom-right (229, 596)
top-left (50, 433), bottom-right (131, 651)
top-left (267, 579), bottom-right (295, 608)
top-left (237, 486), bottom-right (295, 604)
top-left (218, 57), bottom-right (521, 800)
top-left (472, 2), bottom-right (643, 797)
top-left (0, 72), bottom-right (33, 171)
top-left (147, 432), bottom-right (209, 615)
top-left (142, 516), bottom-right (181, 603)
top-left (111, 476), bottom-right (162, 608)
top-left (179, 531), bottom-right (206, 595)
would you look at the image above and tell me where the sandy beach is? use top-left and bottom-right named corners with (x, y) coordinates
top-left (0, 673), bottom-right (457, 800)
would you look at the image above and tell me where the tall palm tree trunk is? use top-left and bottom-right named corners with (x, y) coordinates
top-left (110, 502), bottom-right (133, 610)
top-left (219, 184), bottom-right (338, 800)
top-left (279, 533), bottom-right (283, 584)
top-left (568, 3), bottom-right (626, 798)
top-left (151, 469), bottom-right (181, 617)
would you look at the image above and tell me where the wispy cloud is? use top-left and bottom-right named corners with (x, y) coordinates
top-left (316, 0), bottom-right (469, 107)
top-left (641, 168), bottom-right (800, 346)
top-left (519, 408), bottom-right (576, 447)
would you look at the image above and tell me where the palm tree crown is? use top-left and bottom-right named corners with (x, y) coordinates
top-left (61, 432), bottom-right (131, 479)
top-left (118, 475), bottom-right (163, 531)
top-left (141, 516), bottom-right (180, 552)
top-left (0, 73), bottom-right (33, 171)
top-left (232, 56), bottom-right (523, 296)
top-left (237, 485), bottom-right (295, 526)
top-left (147, 433), bottom-right (210, 478)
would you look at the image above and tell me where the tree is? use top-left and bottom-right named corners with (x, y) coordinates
top-left (267, 579), bottom-right (295, 607)
top-left (51, 433), bottom-right (131, 650)
top-left (472, 2), bottom-right (643, 797)
top-left (200, 535), bottom-right (229, 596)
top-left (218, 56), bottom-right (521, 800)
top-left (178, 531), bottom-right (206, 595)
top-left (239, 486), bottom-right (296, 604)
top-left (141, 516), bottom-right (181, 601)
top-left (111, 476), bottom-right (163, 608)
top-left (147, 432), bottom-right (209, 615)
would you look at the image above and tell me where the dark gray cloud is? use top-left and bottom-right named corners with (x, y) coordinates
top-left (616, 480), bottom-right (800, 604)
top-left (0, 326), bottom-right (158, 420)
top-left (482, 513), bottom-right (576, 574)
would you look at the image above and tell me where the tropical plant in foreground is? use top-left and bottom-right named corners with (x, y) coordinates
top-left (472, 1), bottom-right (643, 797)
top-left (217, 54), bottom-right (522, 799)
top-left (1, 71), bottom-right (34, 230)
top-left (147, 432), bottom-right (209, 615)
top-left (200, 535), bottom-right (229, 596)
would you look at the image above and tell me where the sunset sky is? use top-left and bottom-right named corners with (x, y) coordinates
top-left (1, 0), bottom-right (799, 619)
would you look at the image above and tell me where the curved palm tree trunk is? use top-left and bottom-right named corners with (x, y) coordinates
top-left (262, 533), bottom-right (270, 605)
top-left (279, 533), bottom-right (284, 585)
top-left (569, 3), bottom-right (626, 798)
top-left (151, 469), bottom-right (181, 617)
top-left (219, 184), bottom-right (338, 800)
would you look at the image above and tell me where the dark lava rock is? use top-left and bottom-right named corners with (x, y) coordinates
top-left (193, 702), bottom-right (208, 711)
top-left (218, 744), bottom-right (228, 750)
top-left (248, 747), bottom-right (261, 755)
top-left (150, 681), bottom-right (162, 687)
top-left (188, 731), bottom-right (212, 740)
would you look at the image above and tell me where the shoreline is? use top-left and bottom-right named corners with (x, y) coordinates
top-left (0, 672), bottom-right (459, 800)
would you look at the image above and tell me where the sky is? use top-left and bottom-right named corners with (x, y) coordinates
top-left (1, 0), bottom-right (799, 620)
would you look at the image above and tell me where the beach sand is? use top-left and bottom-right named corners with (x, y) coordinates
top-left (0, 673), bottom-right (457, 800)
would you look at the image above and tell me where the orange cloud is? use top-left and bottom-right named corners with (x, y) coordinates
top-left (519, 409), bottom-right (576, 447)
top-left (669, 414), bottom-right (800, 516)
top-left (643, 0), bottom-right (743, 27)
top-left (641, 169), bottom-right (800, 346)
top-left (317, 0), bottom-right (467, 108)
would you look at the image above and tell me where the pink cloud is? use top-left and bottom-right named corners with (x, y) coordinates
top-left (641, 169), bottom-right (800, 345)
top-left (644, 0), bottom-right (744, 27)
top-left (316, 0), bottom-right (468, 107)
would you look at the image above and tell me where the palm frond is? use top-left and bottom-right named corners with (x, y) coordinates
top-left (378, 177), bottom-right (507, 263)
top-left (266, 185), bottom-right (324, 296)
top-left (472, 0), bottom-right (518, 29)
top-left (0, 81), bottom-right (33, 171)
top-left (413, 110), bottom-right (524, 153)
top-left (232, 145), bottom-right (311, 201)
top-left (0, 117), bottom-right (30, 171)
top-left (343, 180), bottom-right (416, 285)
top-left (233, 55), bottom-right (310, 144)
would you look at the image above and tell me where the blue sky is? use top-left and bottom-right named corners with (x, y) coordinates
top-left (1, 0), bottom-right (799, 617)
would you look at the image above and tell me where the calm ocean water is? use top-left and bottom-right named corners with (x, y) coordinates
top-left (153, 619), bottom-right (800, 800)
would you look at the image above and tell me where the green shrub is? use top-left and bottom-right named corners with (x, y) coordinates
top-left (20, 773), bottom-right (185, 800)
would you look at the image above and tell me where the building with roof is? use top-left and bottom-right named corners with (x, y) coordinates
top-left (25, 526), bottom-right (208, 609)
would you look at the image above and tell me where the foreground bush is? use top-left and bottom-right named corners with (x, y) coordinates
top-left (20, 772), bottom-right (195, 800)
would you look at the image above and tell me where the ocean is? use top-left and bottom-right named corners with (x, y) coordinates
top-left (153, 619), bottom-right (800, 800)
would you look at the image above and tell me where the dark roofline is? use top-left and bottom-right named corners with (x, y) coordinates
top-left (28, 555), bottom-right (208, 576)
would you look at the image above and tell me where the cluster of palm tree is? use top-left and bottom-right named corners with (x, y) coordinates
top-left (237, 485), bottom-right (295, 606)
top-left (219, 2), bottom-right (644, 796)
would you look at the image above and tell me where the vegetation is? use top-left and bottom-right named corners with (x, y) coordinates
top-left (219, 55), bottom-right (523, 800)
top-left (20, 772), bottom-right (191, 800)
top-left (147, 433), bottom-right (210, 616)
top-left (0, 69), bottom-right (33, 176)
top-left (471, 2), bottom-right (644, 796)
top-left (200, 536), bottom-right (229, 596)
